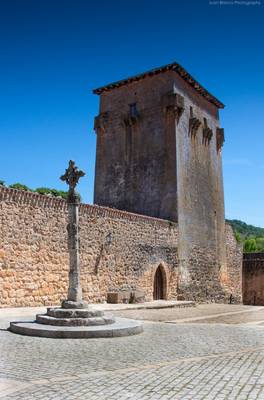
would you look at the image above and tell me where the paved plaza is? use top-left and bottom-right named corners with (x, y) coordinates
top-left (1, 304), bottom-right (264, 399)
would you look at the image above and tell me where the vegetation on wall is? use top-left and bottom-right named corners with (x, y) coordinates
top-left (0, 180), bottom-right (80, 201)
top-left (34, 187), bottom-right (68, 200)
top-left (9, 183), bottom-right (32, 191)
top-left (227, 219), bottom-right (264, 253)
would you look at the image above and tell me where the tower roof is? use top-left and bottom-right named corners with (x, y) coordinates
top-left (93, 62), bottom-right (224, 109)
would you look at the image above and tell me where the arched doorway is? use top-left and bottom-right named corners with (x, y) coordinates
top-left (153, 265), bottom-right (167, 300)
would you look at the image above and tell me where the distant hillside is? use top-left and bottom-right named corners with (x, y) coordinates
top-left (226, 219), bottom-right (264, 253)
top-left (226, 219), bottom-right (264, 238)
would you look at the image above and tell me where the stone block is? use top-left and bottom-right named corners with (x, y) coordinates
top-left (107, 291), bottom-right (131, 304)
top-left (130, 290), bottom-right (145, 303)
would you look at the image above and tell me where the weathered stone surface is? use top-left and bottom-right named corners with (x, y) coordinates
top-left (224, 224), bottom-right (243, 303)
top-left (9, 317), bottom-right (143, 338)
top-left (47, 307), bottom-right (104, 318)
top-left (243, 253), bottom-right (264, 305)
top-left (60, 160), bottom-right (85, 304)
top-left (130, 289), bottom-right (145, 303)
top-left (61, 300), bottom-right (89, 309)
top-left (107, 289), bottom-right (145, 304)
top-left (0, 186), bottom-right (241, 306)
top-left (93, 67), bottom-right (239, 302)
top-left (94, 72), bottom-right (180, 222)
top-left (107, 291), bottom-right (131, 304)
top-left (36, 313), bottom-right (115, 326)
top-left (0, 187), bottom-right (179, 306)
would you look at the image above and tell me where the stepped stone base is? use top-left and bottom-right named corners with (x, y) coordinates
top-left (36, 313), bottom-right (115, 326)
top-left (46, 307), bottom-right (104, 318)
top-left (61, 300), bottom-right (89, 309)
top-left (9, 306), bottom-right (143, 338)
top-left (9, 317), bottom-right (143, 338)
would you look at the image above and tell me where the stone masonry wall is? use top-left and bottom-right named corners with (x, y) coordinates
top-left (177, 224), bottom-right (242, 303)
top-left (0, 187), bottom-right (241, 307)
top-left (0, 187), bottom-right (178, 307)
top-left (93, 69), bottom-right (232, 303)
top-left (93, 70), bottom-right (229, 303)
top-left (224, 224), bottom-right (243, 303)
top-left (172, 70), bottom-right (227, 302)
top-left (94, 73), bottom-right (179, 222)
top-left (243, 253), bottom-right (264, 305)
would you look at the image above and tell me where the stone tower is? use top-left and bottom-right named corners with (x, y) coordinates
top-left (93, 62), bottom-right (227, 301)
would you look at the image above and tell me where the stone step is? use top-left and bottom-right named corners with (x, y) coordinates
top-left (47, 307), bottom-right (104, 319)
top-left (90, 300), bottom-right (196, 312)
top-left (36, 313), bottom-right (115, 327)
top-left (9, 317), bottom-right (143, 338)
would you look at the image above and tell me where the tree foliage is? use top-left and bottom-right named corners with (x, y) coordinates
top-left (1, 180), bottom-right (81, 201)
top-left (244, 238), bottom-right (257, 253)
top-left (35, 187), bottom-right (68, 199)
top-left (227, 219), bottom-right (264, 253)
top-left (234, 230), bottom-right (242, 243)
top-left (9, 183), bottom-right (32, 191)
top-left (226, 219), bottom-right (264, 239)
top-left (256, 238), bottom-right (264, 252)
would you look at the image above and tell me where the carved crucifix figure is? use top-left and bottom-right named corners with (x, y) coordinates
top-left (60, 160), bottom-right (86, 307)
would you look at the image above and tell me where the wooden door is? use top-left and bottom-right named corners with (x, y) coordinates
top-left (153, 266), bottom-right (164, 300)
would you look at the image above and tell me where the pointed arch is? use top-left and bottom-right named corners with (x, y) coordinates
top-left (153, 264), bottom-right (168, 300)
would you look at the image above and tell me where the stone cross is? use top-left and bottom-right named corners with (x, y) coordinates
top-left (60, 160), bottom-right (85, 204)
top-left (60, 160), bottom-right (86, 308)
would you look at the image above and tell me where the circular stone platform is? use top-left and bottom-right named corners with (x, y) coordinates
top-left (9, 317), bottom-right (143, 338)
top-left (9, 305), bottom-right (143, 338)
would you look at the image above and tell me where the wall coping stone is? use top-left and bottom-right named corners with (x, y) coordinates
top-left (0, 186), bottom-right (176, 227)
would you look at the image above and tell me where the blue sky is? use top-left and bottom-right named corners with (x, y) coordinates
top-left (0, 0), bottom-right (263, 226)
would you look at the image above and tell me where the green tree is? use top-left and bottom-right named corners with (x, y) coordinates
top-left (35, 187), bottom-right (67, 199)
top-left (256, 237), bottom-right (264, 252)
top-left (234, 230), bottom-right (242, 243)
top-left (227, 219), bottom-right (264, 238)
top-left (244, 238), bottom-right (257, 253)
top-left (35, 187), bottom-right (81, 201)
top-left (9, 183), bottom-right (32, 191)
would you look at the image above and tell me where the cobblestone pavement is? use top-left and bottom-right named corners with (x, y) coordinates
top-left (1, 305), bottom-right (264, 399)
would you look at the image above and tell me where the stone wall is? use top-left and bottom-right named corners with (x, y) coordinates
top-left (0, 186), bottom-right (178, 307)
top-left (177, 224), bottom-right (242, 303)
top-left (224, 224), bottom-right (243, 303)
top-left (0, 186), bottom-right (242, 307)
top-left (243, 253), bottom-right (264, 305)
top-left (172, 71), bottom-right (227, 303)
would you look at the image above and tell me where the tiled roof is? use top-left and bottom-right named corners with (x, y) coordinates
top-left (93, 62), bottom-right (224, 109)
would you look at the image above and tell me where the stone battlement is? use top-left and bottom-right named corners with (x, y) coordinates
top-left (0, 185), bottom-right (175, 227)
